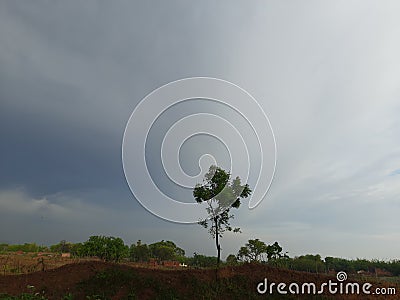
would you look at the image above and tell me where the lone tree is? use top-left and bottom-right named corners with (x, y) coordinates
top-left (193, 165), bottom-right (251, 268)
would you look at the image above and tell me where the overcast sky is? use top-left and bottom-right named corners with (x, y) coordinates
top-left (1, 1), bottom-right (399, 260)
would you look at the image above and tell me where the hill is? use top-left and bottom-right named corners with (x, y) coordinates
top-left (0, 261), bottom-right (397, 299)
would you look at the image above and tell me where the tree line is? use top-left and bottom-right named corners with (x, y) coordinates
top-left (273, 254), bottom-right (400, 276)
top-left (227, 238), bottom-right (400, 276)
top-left (2, 237), bottom-right (400, 275)
top-left (0, 237), bottom-right (215, 268)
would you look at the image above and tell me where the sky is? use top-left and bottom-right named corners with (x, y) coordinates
top-left (0, 1), bottom-right (400, 260)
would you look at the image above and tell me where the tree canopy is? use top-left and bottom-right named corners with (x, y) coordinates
top-left (237, 239), bottom-right (287, 263)
top-left (79, 236), bottom-right (128, 262)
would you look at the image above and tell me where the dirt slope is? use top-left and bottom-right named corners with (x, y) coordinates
top-left (0, 261), bottom-right (397, 299)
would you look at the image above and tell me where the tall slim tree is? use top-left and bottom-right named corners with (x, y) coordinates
top-left (193, 165), bottom-right (251, 268)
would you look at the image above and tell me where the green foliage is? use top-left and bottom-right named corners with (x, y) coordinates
top-left (0, 244), bottom-right (8, 253)
top-left (69, 243), bottom-right (83, 257)
top-left (194, 166), bottom-right (251, 217)
top-left (237, 239), bottom-right (268, 262)
top-left (129, 240), bottom-right (150, 262)
top-left (129, 240), bottom-right (185, 262)
top-left (194, 165), bottom-right (252, 267)
top-left (187, 253), bottom-right (218, 268)
top-left (387, 259), bottom-right (400, 276)
top-left (79, 236), bottom-right (129, 262)
top-left (49, 240), bottom-right (72, 253)
top-left (288, 254), bottom-right (326, 273)
top-left (266, 241), bottom-right (288, 260)
top-left (237, 239), bottom-right (287, 263)
top-left (149, 240), bottom-right (185, 262)
top-left (325, 256), bottom-right (352, 273)
top-left (2, 243), bottom-right (48, 253)
top-left (323, 256), bottom-right (400, 276)
top-left (225, 254), bottom-right (238, 265)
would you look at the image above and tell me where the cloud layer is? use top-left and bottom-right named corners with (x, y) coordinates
top-left (1, 1), bottom-right (399, 259)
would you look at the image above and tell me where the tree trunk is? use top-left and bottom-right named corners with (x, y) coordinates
top-left (214, 216), bottom-right (221, 284)
top-left (214, 216), bottom-right (221, 269)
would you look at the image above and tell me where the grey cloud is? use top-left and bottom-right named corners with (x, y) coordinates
top-left (1, 0), bottom-right (400, 259)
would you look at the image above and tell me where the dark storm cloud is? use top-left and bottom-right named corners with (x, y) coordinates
top-left (0, 75), bottom-right (123, 196)
top-left (0, 0), bottom-right (261, 254)
top-left (0, 1), bottom-right (252, 196)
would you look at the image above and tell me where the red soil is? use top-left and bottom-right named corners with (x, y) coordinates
top-left (0, 261), bottom-right (398, 299)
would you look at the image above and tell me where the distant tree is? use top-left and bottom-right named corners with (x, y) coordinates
top-left (70, 243), bottom-right (83, 257)
top-left (236, 240), bottom-right (288, 264)
top-left (149, 240), bottom-right (185, 262)
top-left (105, 237), bottom-right (129, 262)
top-left (324, 256), bottom-right (353, 273)
top-left (387, 260), bottom-right (400, 276)
top-left (50, 244), bottom-right (60, 253)
top-left (194, 165), bottom-right (251, 268)
top-left (50, 240), bottom-right (71, 253)
top-left (226, 254), bottom-right (238, 265)
top-left (290, 254), bottom-right (325, 273)
top-left (80, 236), bottom-right (128, 262)
top-left (59, 240), bottom-right (70, 253)
top-left (266, 241), bottom-right (287, 260)
top-left (237, 239), bottom-right (268, 262)
top-left (130, 240), bottom-right (150, 262)
top-left (188, 253), bottom-right (218, 268)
